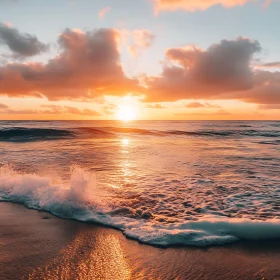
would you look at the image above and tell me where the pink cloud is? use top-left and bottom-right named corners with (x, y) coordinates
top-left (0, 28), bottom-right (140, 100)
top-left (152, 0), bottom-right (270, 13)
top-left (256, 61), bottom-right (280, 68)
top-left (185, 102), bottom-right (221, 108)
top-left (99, 7), bottom-right (111, 19)
top-left (146, 37), bottom-right (261, 101)
top-left (128, 30), bottom-right (155, 58)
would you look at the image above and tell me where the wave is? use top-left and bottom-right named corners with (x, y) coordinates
top-left (0, 165), bottom-right (279, 247)
top-left (74, 127), bottom-right (115, 137)
top-left (168, 129), bottom-right (280, 138)
top-left (168, 130), bottom-right (235, 137)
top-left (0, 128), bottom-right (74, 142)
top-left (98, 127), bottom-right (162, 136)
top-left (0, 126), bottom-right (279, 142)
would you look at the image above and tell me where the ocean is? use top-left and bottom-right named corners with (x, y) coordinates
top-left (0, 120), bottom-right (279, 247)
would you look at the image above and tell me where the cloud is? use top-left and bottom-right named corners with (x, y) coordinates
top-left (0, 27), bottom-right (279, 109)
top-left (0, 104), bottom-right (101, 116)
top-left (39, 105), bottom-right (101, 116)
top-left (185, 102), bottom-right (221, 108)
top-left (128, 30), bottom-right (155, 57)
top-left (152, 0), bottom-right (270, 13)
top-left (257, 61), bottom-right (280, 68)
top-left (0, 22), bottom-right (48, 57)
top-left (258, 104), bottom-right (280, 110)
top-left (62, 106), bottom-right (102, 116)
top-left (146, 37), bottom-right (261, 102)
top-left (0, 109), bottom-right (38, 114)
top-left (233, 84), bottom-right (280, 104)
top-left (223, 70), bottom-right (280, 105)
top-left (146, 103), bottom-right (165, 108)
top-left (99, 7), bottom-right (111, 19)
top-left (103, 103), bottom-right (117, 115)
top-left (0, 28), bottom-right (140, 100)
top-left (175, 109), bottom-right (231, 116)
top-left (0, 103), bottom-right (8, 109)
top-left (216, 109), bottom-right (231, 115)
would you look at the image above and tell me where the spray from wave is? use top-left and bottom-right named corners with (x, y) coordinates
top-left (0, 165), bottom-right (280, 247)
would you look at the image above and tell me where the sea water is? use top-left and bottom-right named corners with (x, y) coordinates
top-left (0, 120), bottom-right (279, 246)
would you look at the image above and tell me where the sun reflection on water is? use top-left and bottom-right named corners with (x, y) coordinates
top-left (121, 138), bottom-right (130, 146)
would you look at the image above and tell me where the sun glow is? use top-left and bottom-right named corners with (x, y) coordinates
top-left (117, 104), bottom-right (137, 121)
top-left (121, 138), bottom-right (130, 146)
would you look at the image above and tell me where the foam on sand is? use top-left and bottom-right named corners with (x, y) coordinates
top-left (0, 165), bottom-right (279, 247)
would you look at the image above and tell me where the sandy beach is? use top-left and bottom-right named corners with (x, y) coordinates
top-left (0, 202), bottom-right (279, 280)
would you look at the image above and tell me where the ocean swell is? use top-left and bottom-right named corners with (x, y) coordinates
top-left (0, 126), bottom-right (279, 142)
top-left (0, 165), bottom-right (279, 247)
top-left (0, 128), bottom-right (74, 142)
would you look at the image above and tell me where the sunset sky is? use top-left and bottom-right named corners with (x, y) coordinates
top-left (0, 0), bottom-right (280, 120)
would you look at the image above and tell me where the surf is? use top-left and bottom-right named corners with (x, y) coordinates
top-left (1, 165), bottom-right (280, 247)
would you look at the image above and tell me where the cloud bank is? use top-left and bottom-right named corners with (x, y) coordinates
top-left (0, 25), bottom-right (279, 110)
top-left (0, 28), bottom-right (139, 100)
top-left (0, 104), bottom-right (101, 116)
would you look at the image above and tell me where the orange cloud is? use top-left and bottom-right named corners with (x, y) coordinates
top-left (0, 104), bottom-right (101, 116)
top-left (258, 104), bottom-right (280, 109)
top-left (0, 103), bottom-right (8, 109)
top-left (175, 109), bottom-right (231, 116)
top-left (128, 30), bottom-right (155, 58)
top-left (0, 25), bottom-right (279, 110)
top-left (185, 102), bottom-right (220, 108)
top-left (98, 7), bottom-right (111, 19)
top-left (152, 0), bottom-right (270, 13)
top-left (103, 103), bottom-right (118, 115)
top-left (146, 103), bottom-right (165, 108)
top-left (0, 28), bottom-right (140, 100)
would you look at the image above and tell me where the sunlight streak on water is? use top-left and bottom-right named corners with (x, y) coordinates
top-left (121, 138), bottom-right (130, 146)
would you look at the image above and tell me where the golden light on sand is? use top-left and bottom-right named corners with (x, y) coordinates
top-left (117, 104), bottom-right (137, 121)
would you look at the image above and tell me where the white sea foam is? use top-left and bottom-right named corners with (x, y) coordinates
top-left (1, 165), bottom-right (280, 247)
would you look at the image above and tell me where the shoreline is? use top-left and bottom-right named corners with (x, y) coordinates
top-left (0, 202), bottom-right (280, 280)
top-left (2, 200), bottom-right (280, 249)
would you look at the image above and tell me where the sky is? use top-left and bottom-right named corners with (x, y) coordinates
top-left (0, 0), bottom-right (280, 120)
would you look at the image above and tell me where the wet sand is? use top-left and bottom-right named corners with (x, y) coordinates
top-left (0, 202), bottom-right (279, 280)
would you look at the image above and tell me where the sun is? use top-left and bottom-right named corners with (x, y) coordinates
top-left (117, 104), bottom-right (136, 121)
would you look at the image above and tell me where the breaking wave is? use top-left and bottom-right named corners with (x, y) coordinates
top-left (0, 165), bottom-right (279, 247)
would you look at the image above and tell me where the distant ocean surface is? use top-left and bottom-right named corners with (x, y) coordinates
top-left (0, 120), bottom-right (280, 247)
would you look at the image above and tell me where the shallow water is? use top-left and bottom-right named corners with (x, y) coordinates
top-left (0, 120), bottom-right (279, 246)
